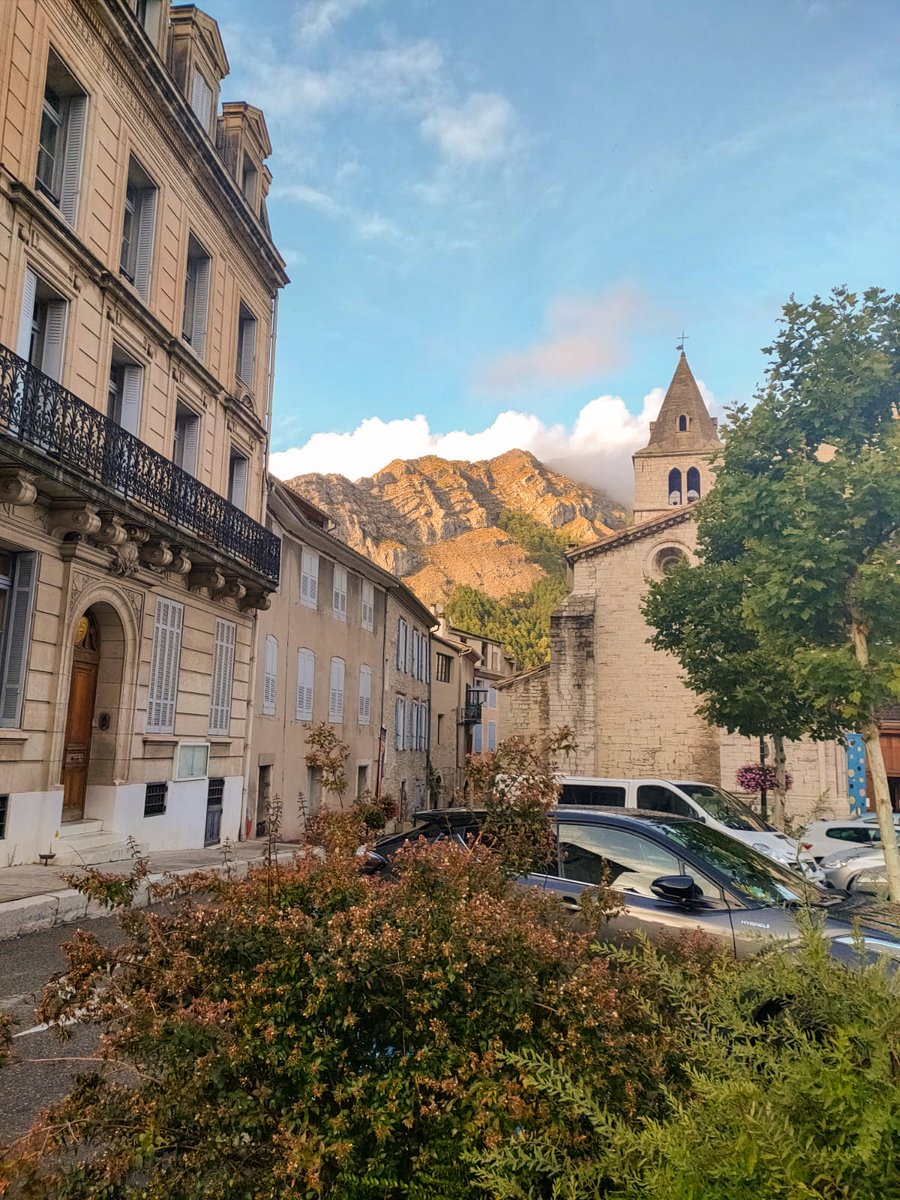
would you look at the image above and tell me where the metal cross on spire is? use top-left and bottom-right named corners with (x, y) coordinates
top-left (676, 330), bottom-right (689, 352)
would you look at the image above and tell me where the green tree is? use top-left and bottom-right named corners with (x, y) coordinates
top-left (643, 559), bottom-right (844, 827)
top-left (680, 287), bottom-right (900, 895)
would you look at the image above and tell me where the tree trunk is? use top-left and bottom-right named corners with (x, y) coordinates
top-left (758, 736), bottom-right (768, 824)
top-left (851, 622), bottom-right (900, 903)
top-left (771, 733), bottom-right (787, 830)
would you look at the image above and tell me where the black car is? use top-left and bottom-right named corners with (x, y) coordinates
top-left (364, 807), bottom-right (900, 965)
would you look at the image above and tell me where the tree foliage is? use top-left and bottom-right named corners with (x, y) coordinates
top-left (446, 577), bottom-right (568, 671)
top-left (496, 508), bottom-right (570, 577)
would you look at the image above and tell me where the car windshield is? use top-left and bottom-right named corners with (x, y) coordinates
top-left (676, 783), bottom-right (770, 832)
top-left (646, 818), bottom-right (835, 907)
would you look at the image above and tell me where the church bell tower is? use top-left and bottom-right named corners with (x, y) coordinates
top-left (632, 350), bottom-right (721, 524)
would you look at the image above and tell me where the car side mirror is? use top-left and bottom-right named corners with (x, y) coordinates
top-left (651, 874), bottom-right (701, 903)
top-left (360, 850), bottom-right (388, 875)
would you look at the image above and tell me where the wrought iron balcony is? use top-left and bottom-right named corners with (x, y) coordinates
top-left (0, 345), bottom-right (280, 585)
top-left (462, 685), bottom-right (488, 725)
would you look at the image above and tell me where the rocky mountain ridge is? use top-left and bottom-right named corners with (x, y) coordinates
top-left (284, 449), bottom-right (628, 605)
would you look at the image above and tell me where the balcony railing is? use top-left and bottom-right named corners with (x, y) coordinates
top-left (0, 345), bottom-right (280, 584)
top-left (462, 686), bottom-right (488, 725)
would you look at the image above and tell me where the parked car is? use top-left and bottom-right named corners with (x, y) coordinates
top-left (363, 808), bottom-right (900, 966)
top-left (558, 776), bottom-right (823, 880)
top-left (820, 844), bottom-right (892, 896)
top-left (800, 814), bottom-right (900, 862)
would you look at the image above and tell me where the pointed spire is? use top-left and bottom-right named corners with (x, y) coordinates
top-left (635, 351), bottom-right (720, 456)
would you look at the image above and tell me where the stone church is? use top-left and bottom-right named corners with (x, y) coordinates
top-left (498, 352), bottom-right (850, 821)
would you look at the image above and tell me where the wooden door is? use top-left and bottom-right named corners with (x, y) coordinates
top-left (62, 615), bottom-right (100, 822)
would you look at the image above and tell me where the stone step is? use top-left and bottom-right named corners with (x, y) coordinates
top-left (52, 824), bottom-right (143, 867)
top-left (57, 819), bottom-right (104, 838)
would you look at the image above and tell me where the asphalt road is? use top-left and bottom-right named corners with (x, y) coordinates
top-left (0, 915), bottom-right (124, 1144)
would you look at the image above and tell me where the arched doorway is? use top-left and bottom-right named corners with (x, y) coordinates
top-left (62, 611), bottom-right (100, 822)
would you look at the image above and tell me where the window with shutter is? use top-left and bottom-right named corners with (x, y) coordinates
top-left (120, 157), bottom-right (157, 301)
top-left (40, 299), bottom-right (67, 382)
top-left (472, 723), bottom-right (483, 754)
top-left (108, 348), bottom-right (143, 435)
top-left (396, 619), bottom-right (404, 670)
top-left (332, 565), bottom-right (347, 620)
top-left (16, 269), bottom-right (38, 362)
top-left (358, 665), bottom-right (372, 725)
top-left (236, 304), bottom-right (257, 386)
top-left (173, 402), bottom-right (200, 476)
top-left (228, 450), bottom-right (248, 511)
top-left (146, 598), bottom-right (183, 733)
top-left (208, 619), bottom-right (236, 735)
top-left (262, 634), bottom-right (277, 716)
top-left (406, 701), bottom-right (415, 751)
top-left (487, 720), bottom-right (497, 751)
top-left (0, 552), bottom-right (38, 728)
top-left (361, 581), bottom-right (375, 631)
top-left (329, 657), bottom-right (345, 722)
top-left (300, 549), bottom-right (319, 609)
top-left (296, 648), bottom-right (315, 721)
top-left (395, 697), bottom-right (405, 750)
top-left (36, 52), bottom-right (87, 227)
top-left (190, 69), bottom-right (213, 132)
top-left (182, 234), bottom-right (211, 358)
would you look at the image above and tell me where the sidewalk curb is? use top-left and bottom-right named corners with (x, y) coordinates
top-left (0, 851), bottom-right (297, 941)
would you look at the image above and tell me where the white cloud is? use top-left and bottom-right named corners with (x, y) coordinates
top-left (294, 0), bottom-right (376, 45)
top-left (269, 383), bottom-right (716, 502)
top-left (421, 92), bottom-right (517, 164)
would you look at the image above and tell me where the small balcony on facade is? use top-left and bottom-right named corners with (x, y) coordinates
top-left (0, 345), bottom-right (279, 603)
top-left (461, 685), bottom-right (488, 725)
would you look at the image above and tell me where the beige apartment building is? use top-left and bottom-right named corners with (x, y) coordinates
top-left (0, 1), bottom-right (287, 864)
top-left (439, 622), bottom-right (514, 758)
top-left (250, 481), bottom-right (396, 840)
top-left (430, 628), bottom-right (478, 802)
top-left (382, 587), bottom-right (433, 819)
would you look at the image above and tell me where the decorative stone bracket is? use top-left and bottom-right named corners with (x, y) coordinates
top-left (0, 466), bottom-right (37, 506)
top-left (46, 502), bottom-right (101, 539)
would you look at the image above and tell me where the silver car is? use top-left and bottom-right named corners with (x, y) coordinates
top-left (821, 844), bottom-right (892, 896)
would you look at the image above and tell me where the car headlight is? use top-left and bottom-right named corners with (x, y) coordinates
top-left (822, 852), bottom-right (869, 869)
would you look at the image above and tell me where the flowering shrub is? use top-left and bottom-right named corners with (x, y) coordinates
top-left (736, 762), bottom-right (793, 793)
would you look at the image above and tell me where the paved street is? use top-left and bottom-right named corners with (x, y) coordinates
top-left (0, 916), bottom-right (124, 1144)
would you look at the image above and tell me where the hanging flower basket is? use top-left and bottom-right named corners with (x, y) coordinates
top-left (736, 763), bottom-right (793, 794)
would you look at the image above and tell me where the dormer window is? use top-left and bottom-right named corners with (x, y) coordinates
top-left (241, 155), bottom-right (258, 209)
top-left (190, 68), bottom-right (214, 134)
top-left (678, 414), bottom-right (690, 432)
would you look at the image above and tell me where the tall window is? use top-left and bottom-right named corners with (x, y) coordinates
top-left (686, 466), bottom-right (701, 502)
top-left (436, 653), bottom-right (451, 684)
top-left (146, 598), bottom-right (183, 734)
top-left (668, 467), bottom-right (683, 506)
top-left (396, 618), bottom-right (408, 671)
top-left (361, 580), bottom-right (375, 631)
top-left (228, 449), bottom-right (248, 510)
top-left (296, 648), bottom-right (315, 721)
top-left (300, 549), bottom-right (319, 608)
top-left (119, 157), bottom-right (157, 300)
top-left (358, 665), bottom-right (372, 725)
top-left (332, 565), bottom-right (347, 620)
top-left (262, 635), bottom-right (277, 715)
top-left (35, 50), bottom-right (87, 226)
top-left (236, 303), bottom-right (257, 387)
top-left (173, 402), bottom-right (200, 475)
top-left (395, 697), bottom-right (405, 750)
top-left (208, 619), bottom-right (236, 735)
top-left (182, 234), bottom-right (211, 357)
top-left (17, 268), bottom-right (67, 381)
top-left (487, 720), bottom-right (497, 751)
top-left (329, 657), bottom-right (345, 722)
top-left (678, 414), bottom-right (689, 432)
top-left (107, 346), bottom-right (142, 435)
top-left (0, 550), bottom-right (37, 728)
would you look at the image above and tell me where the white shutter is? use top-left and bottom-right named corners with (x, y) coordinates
top-left (229, 454), bottom-right (248, 511)
top-left (296, 648), bottom-right (315, 721)
top-left (181, 411), bottom-right (199, 476)
top-left (119, 364), bottom-right (142, 435)
top-left (411, 630), bottom-right (418, 680)
top-left (146, 597), bottom-right (183, 733)
top-left (396, 619), bottom-right (403, 670)
top-left (361, 581), bottom-right (374, 631)
top-left (358, 665), bottom-right (371, 725)
top-left (300, 549), bottom-right (319, 608)
top-left (329, 657), bottom-right (345, 722)
top-left (395, 697), bottom-right (404, 750)
top-left (406, 701), bottom-right (415, 750)
top-left (425, 638), bottom-right (431, 684)
top-left (487, 720), bottom-right (497, 751)
top-left (262, 634), bottom-right (277, 715)
top-left (424, 702), bottom-right (430, 751)
top-left (133, 187), bottom-right (157, 301)
top-left (473, 723), bottom-right (483, 754)
top-left (16, 268), bottom-right (37, 361)
top-left (190, 70), bottom-right (213, 131)
top-left (41, 299), bottom-right (67, 381)
top-left (208, 618), bottom-right (236, 735)
top-left (238, 314), bottom-right (256, 384)
top-left (332, 565), bottom-right (347, 619)
top-left (59, 94), bottom-right (87, 226)
top-left (191, 255), bottom-right (210, 358)
top-left (0, 552), bottom-right (37, 727)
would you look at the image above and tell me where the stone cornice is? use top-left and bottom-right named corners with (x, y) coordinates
top-left (567, 509), bottom-right (693, 562)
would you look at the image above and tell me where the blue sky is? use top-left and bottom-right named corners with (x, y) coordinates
top-left (205, 0), bottom-right (899, 496)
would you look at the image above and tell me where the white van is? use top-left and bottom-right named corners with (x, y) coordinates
top-left (558, 776), bottom-right (822, 880)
